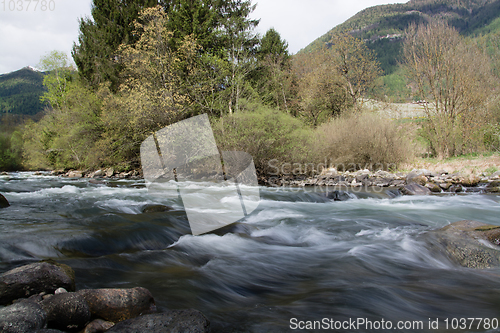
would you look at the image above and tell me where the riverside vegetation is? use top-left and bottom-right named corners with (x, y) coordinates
top-left (1, 0), bottom-right (500, 181)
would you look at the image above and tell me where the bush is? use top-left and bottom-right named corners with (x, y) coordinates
top-left (315, 111), bottom-right (415, 171)
top-left (212, 104), bottom-right (314, 176)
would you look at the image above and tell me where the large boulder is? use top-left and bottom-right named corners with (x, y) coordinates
top-left (40, 293), bottom-right (91, 332)
top-left (106, 310), bottom-right (210, 333)
top-left (75, 287), bottom-right (156, 322)
top-left (426, 220), bottom-right (500, 268)
top-left (0, 193), bottom-right (9, 208)
top-left (0, 261), bottom-right (75, 305)
top-left (0, 301), bottom-right (47, 333)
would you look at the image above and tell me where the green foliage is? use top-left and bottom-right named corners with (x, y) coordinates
top-left (23, 79), bottom-right (103, 170)
top-left (252, 28), bottom-right (292, 111)
top-left (380, 70), bottom-right (411, 102)
top-left (212, 103), bottom-right (314, 176)
top-left (0, 67), bottom-right (47, 116)
top-left (38, 51), bottom-right (76, 110)
top-left (72, 0), bottom-right (158, 91)
top-left (0, 129), bottom-right (23, 171)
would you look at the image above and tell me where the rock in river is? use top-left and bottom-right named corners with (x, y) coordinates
top-left (426, 220), bottom-right (500, 268)
top-left (0, 261), bottom-right (75, 305)
top-left (0, 300), bottom-right (47, 333)
top-left (0, 193), bottom-right (9, 208)
top-left (106, 309), bottom-right (210, 333)
top-left (75, 287), bottom-right (156, 322)
top-left (400, 183), bottom-right (431, 196)
top-left (40, 292), bottom-right (91, 331)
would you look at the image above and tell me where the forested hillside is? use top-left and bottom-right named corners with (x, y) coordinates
top-left (304, 0), bottom-right (500, 76)
top-left (0, 67), bottom-right (47, 117)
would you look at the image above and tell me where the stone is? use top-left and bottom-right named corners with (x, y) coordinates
top-left (448, 185), bottom-right (463, 193)
top-left (326, 190), bottom-right (352, 201)
top-left (54, 288), bottom-right (67, 295)
top-left (142, 204), bottom-right (172, 214)
top-left (41, 293), bottom-right (91, 332)
top-left (426, 220), bottom-right (500, 268)
top-left (460, 175), bottom-right (481, 187)
top-left (0, 193), bottom-right (9, 208)
top-left (0, 301), bottom-right (47, 333)
top-left (400, 183), bottom-right (431, 196)
top-left (93, 170), bottom-right (104, 177)
top-left (106, 309), bottom-right (210, 333)
top-left (75, 287), bottom-right (156, 322)
top-left (67, 171), bottom-right (83, 178)
top-left (439, 182), bottom-right (452, 190)
top-left (0, 261), bottom-right (75, 305)
top-left (82, 319), bottom-right (115, 333)
top-left (425, 182), bottom-right (441, 193)
top-left (105, 168), bottom-right (114, 178)
top-left (406, 170), bottom-right (428, 186)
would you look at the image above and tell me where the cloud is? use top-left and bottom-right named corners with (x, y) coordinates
top-left (0, 0), bottom-right (92, 74)
top-left (0, 0), bottom-right (406, 74)
top-left (252, 0), bottom-right (406, 54)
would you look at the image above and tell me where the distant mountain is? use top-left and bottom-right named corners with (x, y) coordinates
top-left (302, 0), bottom-right (500, 75)
top-left (0, 67), bottom-right (47, 117)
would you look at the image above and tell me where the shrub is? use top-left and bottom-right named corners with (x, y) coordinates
top-left (211, 104), bottom-right (314, 176)
top-left (315, 111), bottom-right (415, 171)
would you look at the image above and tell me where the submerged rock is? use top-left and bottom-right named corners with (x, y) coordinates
top-left (40, 293), bottom-right (91, 331)
top-left (0, 193), bottom-right (9, 208)
top-left (0, 301), bottom-right (47, 333)
top-left (0, 261), bottom-right (75, 305)
top-left (426, 220), bottom-right (500, 268)
top-left (75, 287), bottom-right (156, 322)
top-left (106, 309), bottom-right (210, 333)
top-left (141, 204), bottom-right (172, 213)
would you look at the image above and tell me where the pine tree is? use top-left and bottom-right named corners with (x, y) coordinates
top-left (254, 28), bottom-right (291, 111)
top-left (72, 0), bottom-right (157, 91)
top-left (217, 0), bottom-right (259, 113)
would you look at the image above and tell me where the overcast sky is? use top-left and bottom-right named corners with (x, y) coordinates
top-left (0, 0), bottom-right (406, 74)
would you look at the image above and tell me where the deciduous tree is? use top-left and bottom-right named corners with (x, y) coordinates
top-left (402, 20), bottom-right (495, 157)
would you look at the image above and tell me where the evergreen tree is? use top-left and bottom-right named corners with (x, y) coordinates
top-left (164, 0), bottom-right (220, 54)
top-left (72, 0), bottom-right (157, 91)
top-left (217, 0), bottom-right (260, 113)
top-left (254, 28), bottom-right (292, 111)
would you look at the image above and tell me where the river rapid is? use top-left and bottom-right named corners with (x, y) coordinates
top-left (1, 172), bottom-right (500, 332)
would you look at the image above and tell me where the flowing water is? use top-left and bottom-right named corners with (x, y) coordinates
top-left (2, 172), bottom-right (500, 332)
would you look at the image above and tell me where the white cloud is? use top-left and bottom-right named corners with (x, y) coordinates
top-left (0, 0), bottom-right (406, 74)
top-left (252, 0), bottom-right (407, 54)
top-left (0, 0), bottom-right (92, 74)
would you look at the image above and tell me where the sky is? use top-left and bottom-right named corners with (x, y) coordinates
top-left (0, 0), bottom-right (407, 75)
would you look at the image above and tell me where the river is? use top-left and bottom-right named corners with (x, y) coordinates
top-left (1, 172), bottom-right (500, 332)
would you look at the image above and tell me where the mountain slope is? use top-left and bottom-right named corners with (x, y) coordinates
top-left (302, 0), bottom-right (500, 75)
top-left (0, 67), bottom-right (47, 117)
